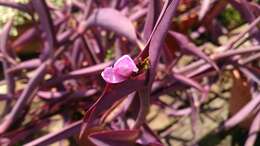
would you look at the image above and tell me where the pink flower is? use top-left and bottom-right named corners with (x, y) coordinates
top-left (101, 55), bottom-right (138, 83)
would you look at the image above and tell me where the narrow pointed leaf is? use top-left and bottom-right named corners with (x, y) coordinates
top-left (7, 59), bottom-right (41, 73)
top-left (12, 28), bottom-right (37, 49)
top-left (44, 61), bottom-right (113, 87)
top-left (245, 111), bottom-right (260, 146)
top-left (24, 120), bottom-right (82, 146)
top-left (169, 31), bottom-right (219, 71)
top-left (31, 0), bottom-right (57, 58)
top-left (136, 0), bottom-right (181, 129)
top-left (0, 20), bottom-right (15, 114)
top-left (199, 0), bottom-right (211, 20)
top-left (239, 67), bottom-right (260, 85)
top-left (173, 73), bottom-right (204, 92)
top-left (219, 94), bottom-right (260, 130)
top-left (143, 0), bottom-right (161, 41)
top-left (83, 75), bottom-right (146, 128)
top-left (89, 129), bottom-right (140, 146)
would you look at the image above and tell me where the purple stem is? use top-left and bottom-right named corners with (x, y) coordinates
top-left (7, 59), bottom-right (41, 73)
top-left (43, 61), bottom-right (112, 87)
top-left (0, 20), bottom-right (16, 115)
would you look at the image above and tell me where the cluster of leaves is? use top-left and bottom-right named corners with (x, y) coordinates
top-left (0, 0), bottom-right (259, 146)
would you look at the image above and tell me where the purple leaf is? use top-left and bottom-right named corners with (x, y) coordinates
top-left (219, 93), bottom-right (260, 130)
top-left (7, 59), bottom-right (41, 73)
top-left (135, 0), bottom-right (180, 130)
top-left (167, 107), bottom-right (192, 116)
top-left (139, 124), bottom-right (163, 145)
top-left (38, 89), bottom-right (98, 100)
top-left (44, 61), bottom-right (113, 87)
top-left (244, 111), bottom-right (260, 146)
top-left (198, 0), bottom-right (211, 20)
top-left (31, 0), bottom-right (57, 59)
top-left (172, 73), bottom-right (204, 92)
top-left (201, 0), bottom-right (228, 26)
top-left (143, 0), bottom-right (161, 41)
top-left (79, 8), bottom-right (137, 43)
top-left (134, 87), bottom-right (150, 128)
top-left (168, 31), bottom-right (219, 71)
top-left (11, 28), bottom-right (37, 49)
top-left (12, 16), bottom-right (68, 51)
top-left (239, 67), bottom-right (260, 85)
top-left (0, 20), bottom-right (16, 114)
top-left (143, 0), bottom-right (181, 82)
top-left (89, 129), bottom-right (140, 146)
top-left (0, 20), bottom-right (16, 64)
top-left (229, 0), bottom-right (255, 23)
top-left (0, 63), bottom-right (47, 134)
top-left (82, 75), bottom-right (146, 128)
top-left (229, 0), bottom-right (260, 43)
top-left (129, 8), bottom-right (147, 21)
top-left (3, 120), bottom-right (49, 145)
top-left (24, 120), bottom-right (82, 146)
top-left (70, 38), bottom-right (84, 69)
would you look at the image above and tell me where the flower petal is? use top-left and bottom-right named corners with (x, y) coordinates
top-left (101, 67), bottom-right (127, 83)
top-left (114, 55), bottom-right (138, 77)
